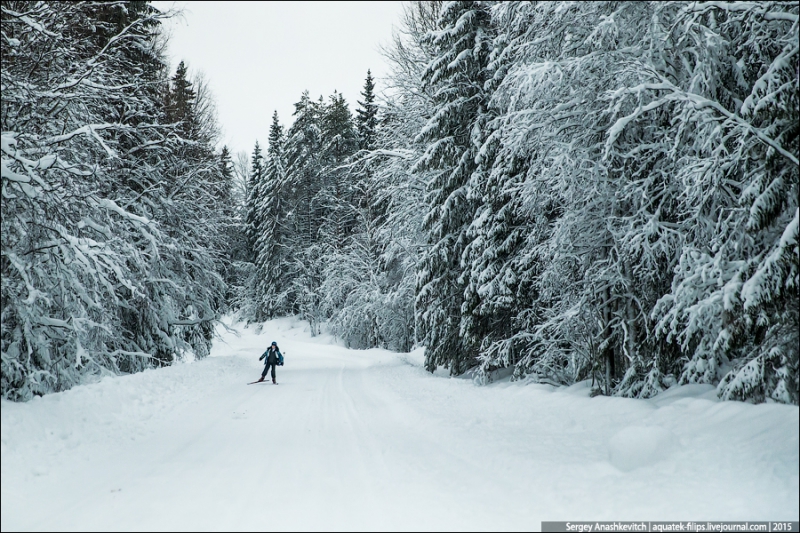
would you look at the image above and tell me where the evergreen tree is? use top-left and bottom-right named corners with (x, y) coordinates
top-left (245, 141), bottom-right (266, 261)
top-left (165, 60), bottom-right (196, 137)
top-left (356, 70), bottom-right (379, 152)
top-left (321, 71), bottom-right (387, 349)
top-left (413, 1), bottom-right (494, 375)
top-left (284, 91), bottom-right (323, 247)
top-left (139, 60), bottom-right (228, 364)
top-left (319, 91), bottom-right (359, 251)
top-left (218, 146), bottom-right (234, 202)
top-left (282, 92), bottom-right (324, 328)
top-left (253, 112), bottom-right (290, 317)
top-left (242, 141), bottom-right (268, 321)
top-left (217, 145), bottom-right (241, 305)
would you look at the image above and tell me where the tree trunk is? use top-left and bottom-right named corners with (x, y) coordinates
top-left (602, 286), bottom-right (614, 395)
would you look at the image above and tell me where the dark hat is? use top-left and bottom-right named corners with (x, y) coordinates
top-left (271, 341), bottom-right (277, 346)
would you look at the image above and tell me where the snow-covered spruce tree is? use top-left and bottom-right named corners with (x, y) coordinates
top-left (356, 70), bottom-right (379, 152)
top-left (245, 142), bottom-right (265, 262)
top-left (317, 91), bottom-right (359, 252)
top-left (1, 1), bottom-right (226, 400)
top-left (413, 0), bottom-right (495, 375)
top-left (165, 61), bottom-right (195, 136)
top-left (284, 92), bottom-right (324, 245)
top-left (253, 111), bottom-right (290, 318)
top-left (243, 140), bottom-right (267, 321)
top-left (649, 1), bottom-right (799, 404)
top-left (282, 92), bottom-right (325, 331)
top-left (217, 144), bottom-right (244, 307)
top-left (317, 92), bottom-right (361, 333)
top-left (216, 144), bottom-right (260, 314)
top-left (457, 3), bottom-right (527, 383)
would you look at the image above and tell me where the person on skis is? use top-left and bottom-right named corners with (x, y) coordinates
top-left (257, 341), bottom-right (282, 384)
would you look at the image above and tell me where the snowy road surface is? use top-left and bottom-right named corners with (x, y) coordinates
top-left (2, 318), bottom-right (798, 531)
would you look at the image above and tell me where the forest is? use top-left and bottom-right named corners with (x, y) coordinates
top-left (2, 0), bottom-right (797, 404)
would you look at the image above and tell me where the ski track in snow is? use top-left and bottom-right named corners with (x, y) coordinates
top-left (2, 317), bottom-right (798, 531)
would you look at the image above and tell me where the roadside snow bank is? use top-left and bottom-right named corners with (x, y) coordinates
top-left (608, 425), bottom-right (677, 471)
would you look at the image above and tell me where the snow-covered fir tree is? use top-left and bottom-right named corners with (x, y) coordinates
top-left (281, 92), bottom-right (325, 331)
top-left (253, 112), bottom-right (290, 317)
top-left (356, 70), bottom-right (379, 152)
top-left (413, 0), bottom-right (495, 375)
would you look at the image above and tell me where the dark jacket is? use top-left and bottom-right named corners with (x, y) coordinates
top-left (260, 346), bottom-right (282, 365)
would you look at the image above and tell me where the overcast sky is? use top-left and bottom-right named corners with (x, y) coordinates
top-left (152, 1), bottom-right (405, 157)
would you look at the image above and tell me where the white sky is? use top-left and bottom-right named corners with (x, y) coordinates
top-left (152, 1), bottom-right (405, 157)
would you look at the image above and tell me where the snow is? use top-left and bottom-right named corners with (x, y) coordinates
top-left (94, 197), bottom-right (151, 225)
top-left (607, 426), bottom-right (677, 472)
top-left (2, 317), bottom-right (798, 531)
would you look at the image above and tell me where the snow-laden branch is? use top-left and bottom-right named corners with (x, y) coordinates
top-left (606, 76), bottom-right (798, 166)
top-left (0, 6), bottom-right (59, 37)
top-left (53, 10), bottom-right (167, 93)
top-left (684, 1), bottom-right (799, 23)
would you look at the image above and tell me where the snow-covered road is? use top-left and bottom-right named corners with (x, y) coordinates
top-left (2, 318), bottom-right (798, 531)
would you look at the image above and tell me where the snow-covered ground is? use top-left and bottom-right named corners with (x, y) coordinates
top-left (2, 317), bottom-right (798, 531)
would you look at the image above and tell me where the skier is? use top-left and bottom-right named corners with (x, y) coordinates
top-left (256, 341), bottom-right (283, 384)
